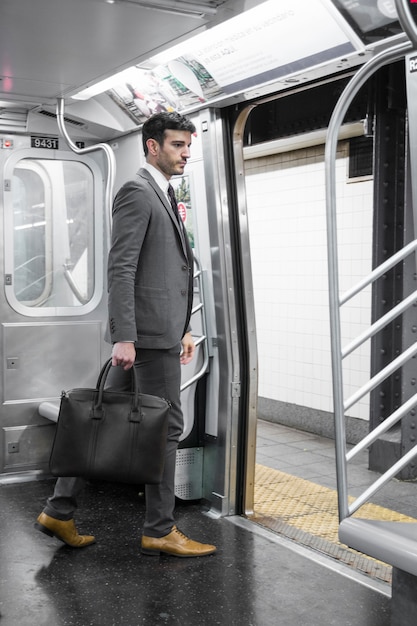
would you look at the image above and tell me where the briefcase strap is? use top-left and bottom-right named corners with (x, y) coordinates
top-left (95, 358), bottom-right (140, 414)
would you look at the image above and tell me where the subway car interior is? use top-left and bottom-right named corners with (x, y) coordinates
top-left (2, 0), bottom-right (417, 624)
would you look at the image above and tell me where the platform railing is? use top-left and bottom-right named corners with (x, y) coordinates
top-left (325, 0), bottom-right (417, 522)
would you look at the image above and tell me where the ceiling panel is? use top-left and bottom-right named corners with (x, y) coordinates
top-left (0, 0), bottom-right (229, 104)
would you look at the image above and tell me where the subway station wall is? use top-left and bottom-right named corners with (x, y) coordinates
top-left (245, 141), bottom-right (373, 422)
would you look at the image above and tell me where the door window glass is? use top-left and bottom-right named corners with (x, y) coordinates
top-left (12, 166), bottom-right (48, 304)
top-left (9, 158), bottom-right (96, 310)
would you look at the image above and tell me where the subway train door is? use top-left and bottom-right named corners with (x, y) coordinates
top-left (170, 108), bottom-right (256, 517)
top-left (0, 136), bottom-right (109, 478)
top-left (106, 113), bottom-right (251, 516)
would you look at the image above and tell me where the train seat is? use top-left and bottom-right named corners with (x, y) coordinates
top-left (339, 518), bottom-right (417, 624)
top-left (38, 401), bottom-right (60, 423)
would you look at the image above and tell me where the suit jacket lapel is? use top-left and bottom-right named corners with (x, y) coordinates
top-left (138, 168), bottom-right (190, 259)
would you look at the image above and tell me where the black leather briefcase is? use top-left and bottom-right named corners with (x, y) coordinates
top-left (49, 359), bottom-right (170, 484)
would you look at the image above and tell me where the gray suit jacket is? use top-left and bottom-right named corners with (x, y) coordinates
top-left (107, 168), bottom-right (194, 349)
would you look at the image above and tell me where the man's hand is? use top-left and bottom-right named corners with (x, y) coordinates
top-left (111, 342), bottom-right (136, 370)
top-left (180, 332), bottom-right (195, 365)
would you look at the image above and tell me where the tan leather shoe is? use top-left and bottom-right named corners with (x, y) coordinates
top-left (35, 512), bottom-right (96, 548)
top-left (141, 525), bottom-right (216, 557)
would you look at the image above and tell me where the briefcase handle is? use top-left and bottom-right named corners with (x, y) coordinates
top-left (94, 358), bottom-right (141, 417)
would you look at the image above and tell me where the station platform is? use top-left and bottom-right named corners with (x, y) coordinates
top-left (254, 420), bottom-right (417, 584)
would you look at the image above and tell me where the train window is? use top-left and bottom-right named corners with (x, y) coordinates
top-left (5, 156), bottom-right (100, 315)
top-left (12, 165), bottom-right (50, 305)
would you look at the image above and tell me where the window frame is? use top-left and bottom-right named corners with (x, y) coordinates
top-left (3, 149), bottom-right (103, 317)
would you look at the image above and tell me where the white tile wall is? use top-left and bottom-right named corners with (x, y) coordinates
top-left (244, 142), bottom-right (373, 420)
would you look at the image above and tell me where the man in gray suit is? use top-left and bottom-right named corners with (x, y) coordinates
top-left (35, 112), bottom-right (216, 558)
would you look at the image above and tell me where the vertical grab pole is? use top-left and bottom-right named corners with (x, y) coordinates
top-left (325, 41), bottom-right (411, 521)
top-left (398, 0), bottom-right (417, 248)
top-left (56, 98), bottom-right (116, 244)
top-left (325, 97), bottom-right (349, 522)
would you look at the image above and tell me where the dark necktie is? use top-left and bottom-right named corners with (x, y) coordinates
top-left (168, 184), bottom-right (180, 221)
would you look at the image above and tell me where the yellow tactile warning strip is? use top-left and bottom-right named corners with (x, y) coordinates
top-left (250, 464), bottom-right (417, 584)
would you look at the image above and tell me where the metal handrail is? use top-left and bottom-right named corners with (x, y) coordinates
top-left (63, 263), bottom-right (89, 305)
top-left (56, 98), bottom-right (116, 247)
top-left (346, 393), bottom-right (417, 461)
top-left (325, 0), bottom-right (417, 521)
top-left (396, 0), bottom-right (417, 47)
top-left (342, 289), bottom-right (417, 358)
top-left (348, 444), bottom-right (417, 515)
top-left (340, 240), bottom-right (417, 305)
top-left (180, 254), bottom-right (210, 392)
top-left (344, 343), bottom-right (417, 411)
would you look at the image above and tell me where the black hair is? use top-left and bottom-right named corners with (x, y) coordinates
top-left (142, 112), bottom-right (196, 155)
